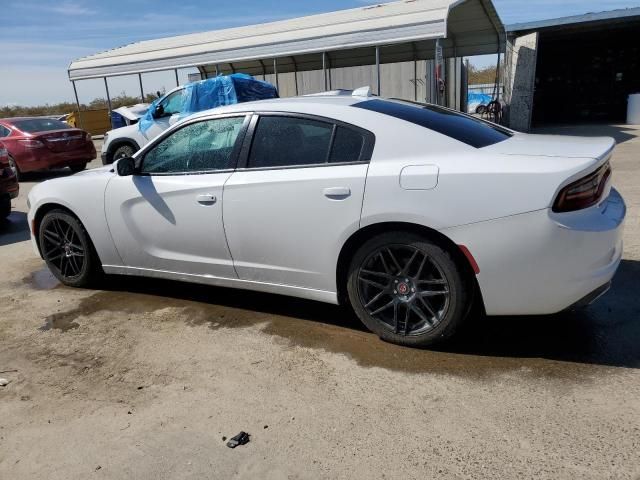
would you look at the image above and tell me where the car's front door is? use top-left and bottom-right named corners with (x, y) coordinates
top-left (105, 115), bottom-right (248, 277)
top-left (223, 114), bottom-right (375, 293)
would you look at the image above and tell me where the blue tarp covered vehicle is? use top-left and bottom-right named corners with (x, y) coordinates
top-left (139, 74), bottom-right (278, 133)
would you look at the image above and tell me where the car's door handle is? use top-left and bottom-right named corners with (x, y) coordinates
top-left (196, 194), bottom-right (217, 205)
top-left (323, 187), bottom-right (351, 200)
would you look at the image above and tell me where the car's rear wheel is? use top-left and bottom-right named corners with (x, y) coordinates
top-left (69, 163), bottom-right (87, 173)
top-left (346, 232), bottom-right (470, 347)
top-left (8, 156), bottom-right (21, 182)
top-left (38, 210), bottom-right (102, 287)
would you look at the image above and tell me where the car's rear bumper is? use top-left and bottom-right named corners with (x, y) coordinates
top-left (444, 188), bottom-right (626, 316)
top-left (16, 145), bottom-right (96, 172)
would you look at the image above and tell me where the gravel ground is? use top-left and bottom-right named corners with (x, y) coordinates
top-left (0, 129), bottom-right (639, 480)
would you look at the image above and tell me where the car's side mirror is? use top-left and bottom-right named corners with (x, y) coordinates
top-left (152, 104), bottom-right (164, 119)
top-left (116, 157), bottom-right (136, 176)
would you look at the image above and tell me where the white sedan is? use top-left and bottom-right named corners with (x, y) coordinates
top-left (27, 94), bottom-right (626, 347)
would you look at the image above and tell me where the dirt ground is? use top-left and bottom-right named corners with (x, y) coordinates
top-left (1, 128), bottom-right (639, 480)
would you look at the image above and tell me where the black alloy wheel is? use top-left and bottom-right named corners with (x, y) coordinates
top-left (347, 232), bottom-right (470, 347)
top-left (39, 210), bottom-right (101, 287)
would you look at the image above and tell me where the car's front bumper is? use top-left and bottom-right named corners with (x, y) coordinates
top-left (443, 188), bottom-right (626, 316)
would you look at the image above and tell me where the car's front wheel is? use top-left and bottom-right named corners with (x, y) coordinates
top-left (112, 144), bottom-right (136, 162)
top-left (38, 209), bottom-right (102, 287)
top-left (347, 232), bottom-right (471, 347)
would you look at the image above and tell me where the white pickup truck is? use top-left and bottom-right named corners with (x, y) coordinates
top-left (101, 85), bottom-right (185, 164)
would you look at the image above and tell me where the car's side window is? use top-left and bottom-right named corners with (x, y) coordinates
top-left (160, 90), bottom-right (184, 117)
top-left (329, 126), bottom-right (365, 164)
top-left (246, 115), bottom-right (373, 169)
top-left (141, 116), bottom-right (246, 175)
top-left (0, 125), bottom-right (10, 138)
top-left (247, 116), bottom-right (333, 169)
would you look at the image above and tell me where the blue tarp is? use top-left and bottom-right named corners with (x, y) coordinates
top-left (139, 74), bottom-right (278, 133)
top-left (468, 92), bottom-right (492, 107)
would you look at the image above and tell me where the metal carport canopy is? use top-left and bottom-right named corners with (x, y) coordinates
top-left (68, 0), bottom-right (503, 81)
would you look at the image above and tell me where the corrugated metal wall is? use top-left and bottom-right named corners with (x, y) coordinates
top-left (259, 61), bottom-right (436, 102)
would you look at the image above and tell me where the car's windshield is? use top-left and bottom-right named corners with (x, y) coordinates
top-left (12, 118), bottom-right (71, 133)
top-left (352, 99), bottom-right (512, 148)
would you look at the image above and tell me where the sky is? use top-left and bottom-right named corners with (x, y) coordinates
top-left (1, 0), bottom-right (640, 107)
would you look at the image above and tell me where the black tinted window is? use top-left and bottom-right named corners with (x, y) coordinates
top-left (329, 127), bottom-right (364, 163)
top-left (352, 99), bottom-right (511, 148)
top-left (248, 116), bottom-right (333, 168)
top-left (142, 117), bottom-right (245, 174)
top-left (13, 118), bottom-right (71, 133)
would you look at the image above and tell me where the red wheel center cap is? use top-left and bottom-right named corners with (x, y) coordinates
top-left (398, 282), bottom-right (409, 295)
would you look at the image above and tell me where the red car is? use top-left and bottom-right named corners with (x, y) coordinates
top-left (0, 117), bottom-right (96, 180)
top-left (0, 142), bottom-right (19, 219)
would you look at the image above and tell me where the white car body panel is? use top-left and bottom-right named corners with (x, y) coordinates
top-left (444, 188), bottom-right (625, 315)
top-left (223, 163), bottom-right (368, 292)
top-left (103, 172), bottom-right (236, 278)
top-left (27, 167), bottom-right (121, 266)
top-left (28, 96), bottom-right (626, 316)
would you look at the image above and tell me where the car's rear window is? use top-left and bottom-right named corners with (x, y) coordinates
top-left (12, 118), bottom-right (71, 133)
top-left (352, 99), bottom-right (512, 148)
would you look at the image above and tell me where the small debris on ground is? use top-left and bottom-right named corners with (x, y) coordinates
top-left (264, 425), bottom-right (268, 429)
top-left (226, 431), bottom-right (250, 448)
top-left (0, 378), bottom-right (9, 387)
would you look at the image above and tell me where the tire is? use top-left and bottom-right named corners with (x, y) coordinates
top-left (38, 209), bottom-right (103, 288)
top-left (8, 156), bottom-right (21, 182)
top-left (69, 163), bottom-right (87, 173)
top-left (346, 232), bottom-right (471, 348)
top-left (110, 144), bottom-right (136, 164)
top-left (0, 196), bottom-right (10, 219)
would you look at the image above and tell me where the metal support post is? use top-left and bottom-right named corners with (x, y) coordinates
top-left (103, 77), bottom-right (113, 129)
top-left (71, 80), bottom-right (83, 129)
top-left (375, 46), bottom-right (381, 96)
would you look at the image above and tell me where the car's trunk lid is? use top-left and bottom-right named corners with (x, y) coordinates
top-left (485, 133), bottom-right (615, 160)
top-left (36, 129), bottom-right (88, 152)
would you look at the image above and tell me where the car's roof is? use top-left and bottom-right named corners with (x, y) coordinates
top-left (189, 95), bottom-right (364, 119)
top-left (0, 117), bottom-right (64, 123)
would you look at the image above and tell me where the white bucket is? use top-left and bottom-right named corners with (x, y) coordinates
top-left (627, 93), bottom-right (640, 125)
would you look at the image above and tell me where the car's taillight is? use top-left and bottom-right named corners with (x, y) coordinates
top-left (18, 139), bottom-right (45, 149)
top-left (553, 162), bottom-right (611, 212)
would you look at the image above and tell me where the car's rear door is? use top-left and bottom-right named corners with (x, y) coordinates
top-left (223, 113), bottom-right (375, 293)
top-left (105, 114), bottom-right (249, 277)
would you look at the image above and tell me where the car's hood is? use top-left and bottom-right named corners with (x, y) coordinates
top-left (107, 124), bottom-right (139, 138)
top-left (485, 133), bottom-right (615, 160)
top-left (113, 104), bottom-right (149, 121)
top-left (73, 165), bottom-right (114, 177)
